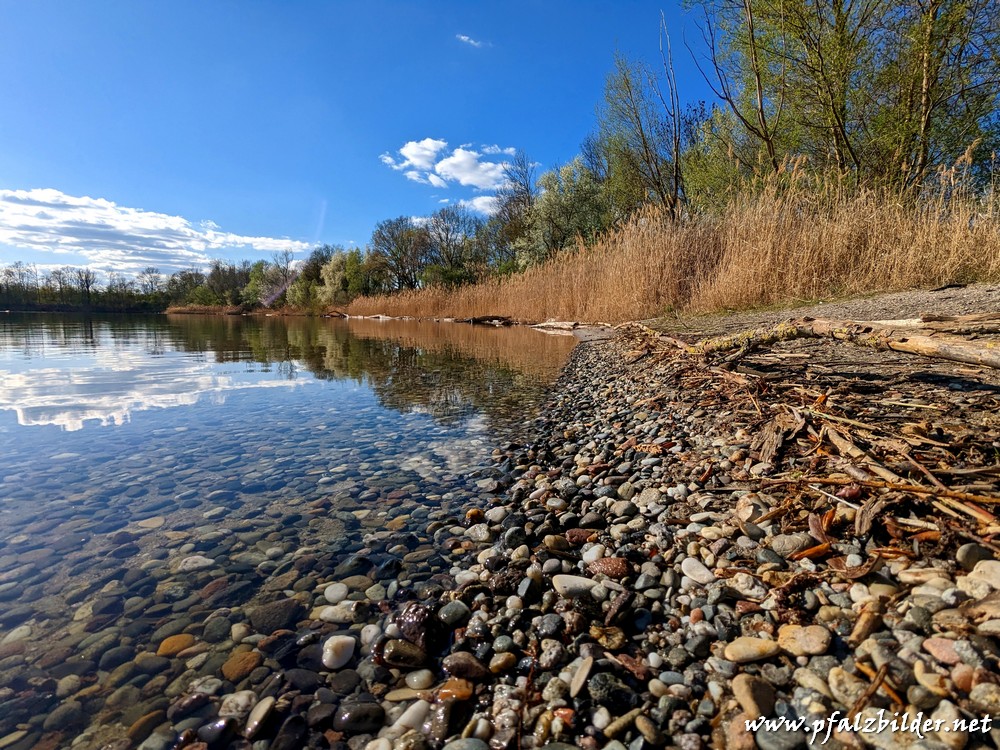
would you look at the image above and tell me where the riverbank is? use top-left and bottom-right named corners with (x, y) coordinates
top-left (15, 286), bottom-right (1000, 750)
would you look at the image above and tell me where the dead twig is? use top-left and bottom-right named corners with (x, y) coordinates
top-left (763, 476), bottom-right (1000, 506)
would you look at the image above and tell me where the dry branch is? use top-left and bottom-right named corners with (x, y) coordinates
top-left (665, 317), bottom-right (1000, 370)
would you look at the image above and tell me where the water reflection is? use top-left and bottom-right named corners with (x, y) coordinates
top-left (0, 313), bottom-right (576, 431)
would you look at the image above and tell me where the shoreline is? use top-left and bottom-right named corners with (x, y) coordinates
top-left (16, 285), bottom-right (1000, 750)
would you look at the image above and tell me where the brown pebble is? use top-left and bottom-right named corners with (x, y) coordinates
top-left (489, 652), bottom-right (517, 673)
top-left (565, 528), bottom-right (594, 545)
top-left (604, 708), bottom-right (642, 738)
top-left (442, 652), bottom-right (488, 681)
top-left (221, 650), bottom-right (261, 682)
top-left (952, 663), bottom-right (974, 693)
top-left (635, 714), bottom-right (665, 745)
top-left (157, 634), bottom-right (196, 657)
top-left (588, 557), bottom-right (630, 578)
top-left (127, 709), bottom-right (166, 742)
top-left (690, 608), bottom-right (704, 624)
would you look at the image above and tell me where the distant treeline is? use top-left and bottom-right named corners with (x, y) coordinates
top-left (3, 0), bottom-right (998, 317)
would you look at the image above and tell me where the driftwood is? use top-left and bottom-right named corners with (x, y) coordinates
top-left (659, 316), bottom-right (1000, 370)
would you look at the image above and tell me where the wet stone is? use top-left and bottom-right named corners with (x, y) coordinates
top-left (221, 650), bottom-right (262, 682)
top-left (333, 699), bottom-right (385, 733)
top-left (442, 651), bottom-right (489, 681)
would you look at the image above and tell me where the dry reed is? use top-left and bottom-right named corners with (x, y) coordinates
top-left (347, 176), bottom-right (1000, 323)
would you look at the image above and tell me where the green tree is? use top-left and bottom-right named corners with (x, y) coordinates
top-left (693, 0), bottom-right (1000, 188)
top-left (522, 158), bottom-right (610, 265)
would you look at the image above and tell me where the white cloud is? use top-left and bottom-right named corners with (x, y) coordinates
top-left (381, 139), bottom-right (512, 211)
top-left (0, 188), bottom-right (310, 275)
top-left (456, 34), bottom-right (484, 48)
top-left (380, 137), bottom-right (449, 172)
top-left (459, 196), bottom-right (499, 215)
top-left (435, 147), bottom-right (507, 190)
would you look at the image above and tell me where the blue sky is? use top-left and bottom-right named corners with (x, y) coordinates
top-left (0, 1), bottom-right (708, 276)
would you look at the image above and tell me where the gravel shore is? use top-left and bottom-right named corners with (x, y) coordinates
top-left (14, 286), bottom-right (1000, 750)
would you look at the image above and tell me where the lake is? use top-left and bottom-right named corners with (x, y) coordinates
top-left (0, 312), bottom-right (576, 746)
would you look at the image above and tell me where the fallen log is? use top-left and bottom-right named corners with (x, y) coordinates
top-left (668, 317), bottom-right (1000, 370)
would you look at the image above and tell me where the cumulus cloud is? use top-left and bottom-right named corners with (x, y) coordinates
top-left (435, 148), bottom-right (506, 189)
top-left (382, 139), bottom-right (512, 191)
top-left (456, 34), bottom-right (484, 48)
top-left (0, 188), bottom-right (310, 275)
top-left (380, 137), bottom-right (449, 172)
top-left (459, 196), bottom-right (499, 215)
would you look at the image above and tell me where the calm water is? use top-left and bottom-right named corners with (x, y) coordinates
top-left (0, 313), bottom-right (575, 741)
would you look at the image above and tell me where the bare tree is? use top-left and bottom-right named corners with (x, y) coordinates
top-left (692, 0), bottom-right (786, 174)
top-left (74, 268), bottom-right (99, 305)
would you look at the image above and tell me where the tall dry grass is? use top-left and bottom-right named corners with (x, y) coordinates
top-left (347, 171), bottom-right (1000, 323)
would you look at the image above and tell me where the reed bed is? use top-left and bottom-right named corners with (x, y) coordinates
top-left (347, 179), bottom-right (1000, 323)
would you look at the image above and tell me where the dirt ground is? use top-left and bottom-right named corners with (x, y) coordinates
top-left (651, 282), bottom-right (1000, 337)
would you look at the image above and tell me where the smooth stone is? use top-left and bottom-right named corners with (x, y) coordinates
top-left (42, 700), bottom-right (84, 731)
top-left (127, 710), bottom-right (167, 743)
top-left (967, 560), bottom-right (1000, 590)
top-left (732, 673), bottom-right (775, 717)
top-left (393, 699), bottom-right (431, 729)
top-left (321, 635), bottom-right (356, 670)
top-left (442, 652), bottom-right (488, 681)
top-left (221, 651), bottom-right (262, 682)
top-left (776, 624), bottom-right (831, 656)
top-left (245, 695), bottom-right (275, 739)
top-left (769, 533), bottom-right (812, 558)
top-left (957, 543), bottom-right (993, 572)
top-left (333, 700), bottom-right (385, 733)
top-left (570, 656), bottom-right (593, 698)
top-left (923, 637), bottom-right (962, 665)
top-left (383, 639), bottom-right (426, 667)
top-left (323, 582), bottom-right (349, 604)
top-left (552, 574), bottom-right (598, 597)
top-left (272, 715), bottom-right (309, 750)
top-left (157, 634), bottom-right (196, 657)
top-left (249, 598), bottom-right (305, 634)
top-left (137, 516), bottom-right (165, 529)
top-left (176, 555), bottom-right (214, 573)
top-left (723, 637), bottom-right (780, 663)
top-left (405, 669), bottom-right (435, 689)
top-left (681, 557), bottom-right (716, 585)
top-left (438, 600), bottom-right (472, 628)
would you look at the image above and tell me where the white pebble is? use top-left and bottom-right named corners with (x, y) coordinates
top-left (321, 635), bottom-right (356, 669)
top-left (323, 582), bottom-right (349, 604)
top-left (592, 706), bottom-right (612, 730)
top-left (393, 699), bottom-right (430, 729)
top-left (405, 669), bottom-right (434, 689)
